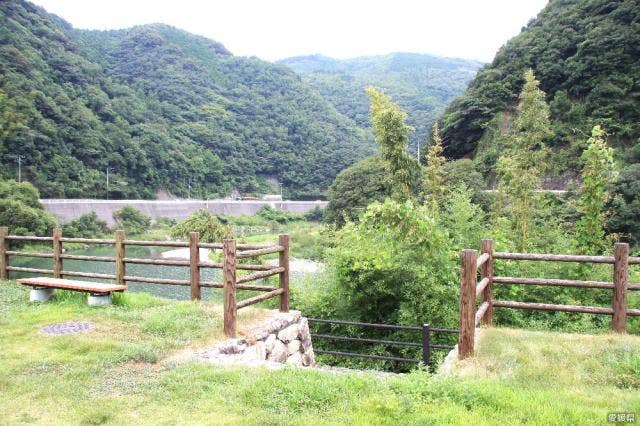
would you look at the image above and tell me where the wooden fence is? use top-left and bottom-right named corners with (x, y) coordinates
top-left (458, 239), bottom-right (640, 359)
top-left (0, 227), bottom-right (289, 337)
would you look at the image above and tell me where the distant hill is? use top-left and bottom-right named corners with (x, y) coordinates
top-left (440, 0), bottom-right (640, 176)
top-left (279, 53), bottom-right (483, 150)
top-left (0, 0), bottom-right (374, 199)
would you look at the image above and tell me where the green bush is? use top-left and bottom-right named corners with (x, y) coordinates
top-left (0, 198), bottom-right (56, 236)
top-left (324, 156), bottom-right (391, 226)
top-left (113, 206), bottom-right (151, 235)
top-left (304, 206), bottom-right (324, 222)
top-left (257, 206), bottom-right (304, 224)
top-left (170, 209), bottom-right (232, 243)
top-left (0, 180), bottom-right (56, 236)
top-left (62, 211), bottom-right (109, 238)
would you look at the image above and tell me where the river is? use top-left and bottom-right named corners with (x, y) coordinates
top-left (10, 245), bottom-right (318, 301)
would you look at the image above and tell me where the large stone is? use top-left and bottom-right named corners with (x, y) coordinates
top-left (302, 348), bottom-right (316, 367)
top-left (264, 333), bottom-right (277, 354)
top-left (87, 293), bottom-right (112, 306)
top-left (287, 340), bottom-right (301, 355)
top-left (285, 351), bottom-right (303, 365)
top-left (277, 323), bottom-right (300, 343)
top-left (29, 287), bottom-right (55, 302)
top-left (254, 341), bottom-right (267, 360)
top-left (218, 340), bottom-right (246, 355)
top-left (267, 340), bottom-right (287, 363)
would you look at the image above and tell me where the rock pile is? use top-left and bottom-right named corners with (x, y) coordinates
top-left (194, 310), bottom-right (315, 368)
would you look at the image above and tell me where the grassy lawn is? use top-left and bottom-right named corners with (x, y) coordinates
top-left (1, 282), bottom-right (639, 425)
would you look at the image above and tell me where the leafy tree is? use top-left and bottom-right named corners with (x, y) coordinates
top-left (365, 87), bottom-right (420, 201)
top-left (608, 164), bottom-right (640, 244)
top-left (62, 211), bottom-right (109, 238)
top-left (422, 122), bottom-right (447, 204)
top-left (170, 209), bottom-right (232, 243)
top-left (443, 159), bottom-right (485, 199)
top-left (113, 206), bottom-right (151, 235)
top-left (0, 180), bottom-right (55, 236)
top-left (496, 70), bottom-right (551, 250)
top-left (575, 126), bottom-right (617, 254)
top-left (324, 156), bottom-right (391, 226)
top-left (443, 185), bottom-right (485, 250)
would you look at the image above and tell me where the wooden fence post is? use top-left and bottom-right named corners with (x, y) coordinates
top-left (223, 238), bottom-right (237, 337)
top-left (278, 234), bottom-right (290, 312)
top-left (612, 242), bottom-right (629, 332)
top-left (480, 239), bottom-right (494, 325)
top-left (52, 227), bottom-right (62, 278)
top-left (115, 230), bottom-right (125, 286)
top-left (190, 232), bottom-right (201, 300)
top-left (0, 227), bottom-right (8, 279)
top-left (459, 249), bottom-right (477, 359)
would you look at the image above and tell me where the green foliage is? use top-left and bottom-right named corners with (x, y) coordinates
top-left (113, 206), bottom-right (151, 235)
top-left (366, 87), bottom-right (420, 201)
top-left (441, 0), bottom-right (640, 176)
top-left (256, 206), bottom-right (305, 224)
top-left (324, 156), bottom-right (391, 226)
top-left (608, 164), bottom-right (640, 244)
top-left (443, 159), bottom-right (485, 200)
top-left (422, 123), bottom-right (446, 204)
top-left (0, 179), bottom-right (41, 209)
top-left (62, 211), bottom-right (109, 238)
top-left (279, 53), bottom-right (483, 150)
top-left (496, 70), bottom-right (551, 250)
top-left (296, 199), bottom-right (459, 369)
top-left (170, 209), bottom-right (232, 243)
top-left (304, 206), bottom-right (324, 222)
top-left (575, 126), bottom-right (617, 253)
top-left (443, 185), bottom-right (485, 250)
top-left (0, 2), bottom-right (373, 199)
top-left (0, 179), bottom-right (55, 235)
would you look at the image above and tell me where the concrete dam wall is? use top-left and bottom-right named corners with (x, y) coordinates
top-left (42, 199), bottom-right (327, 225)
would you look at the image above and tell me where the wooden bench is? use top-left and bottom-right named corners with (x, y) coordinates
top-left (17, 277), bottom-right (127, 305)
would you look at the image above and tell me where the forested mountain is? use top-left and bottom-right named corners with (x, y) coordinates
top-left (0, 0), bottom-right (373, 199)
top-left (441, 0), bottom-right (640, 178)
top-left (279, 53), bottom-right (483, 150)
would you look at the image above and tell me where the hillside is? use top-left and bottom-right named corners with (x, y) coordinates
top-left (440, 0), bottom-right (640, 176)
top-left (279, 53), bottom-right (483, 150)
top-left (0, 0), bottom-right (374, 199)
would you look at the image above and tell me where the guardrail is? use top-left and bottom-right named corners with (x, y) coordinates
top-left (0, 227), bottom-right (289, 337)
top-left (308, 318), bottom-right (457, 366)
top-left (458, 239), bottom-right (640, 359)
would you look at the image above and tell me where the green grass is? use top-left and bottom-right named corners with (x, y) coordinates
top-left (1, 282), bottom-right (639, 425)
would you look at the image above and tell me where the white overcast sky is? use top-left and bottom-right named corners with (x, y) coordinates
top-left (31, 0), bottom-right (549, 62)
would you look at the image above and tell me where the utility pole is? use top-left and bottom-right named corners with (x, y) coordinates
top-left (106, 167), bottom-right (114, 200)
top-left (417, 140), bottom-right (420, 166)
top-left (15, 155), bottom-right (25, 183)
top-left (280, 183), bottom-right (283, 200)
top-left (188, 177), bottom-right (192, 199)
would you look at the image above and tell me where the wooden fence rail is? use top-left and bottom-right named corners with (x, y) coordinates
top-left (458, 239), bottom-right (640, 359)
top-left (0, 226), bottom-right (289, 337)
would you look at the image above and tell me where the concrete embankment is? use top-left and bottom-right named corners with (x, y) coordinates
top-left (41, 199), bottom-right (327, 225)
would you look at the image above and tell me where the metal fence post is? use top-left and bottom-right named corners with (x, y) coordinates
top-left (422, 323), bottom-right (431, 366)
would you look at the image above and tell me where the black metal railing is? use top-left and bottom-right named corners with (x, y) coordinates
top-left (308, 318), bottom-right (458, 365)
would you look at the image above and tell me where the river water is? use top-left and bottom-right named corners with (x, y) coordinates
top-left (10, 245), bottom-right (291, 301)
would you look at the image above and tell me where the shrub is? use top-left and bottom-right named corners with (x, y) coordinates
top-left (170, 209), bottom-right (232, 243)
top-left (113, 205), bottom-right (151, 235)
top-left (62, 211), bottom-right (109, 238)
top-left (304, 206), bottom-right (324, 222)
top-left (257, 206), bottom-right (304, 224)
top-left (0, 198), bottom-right (55, 236)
